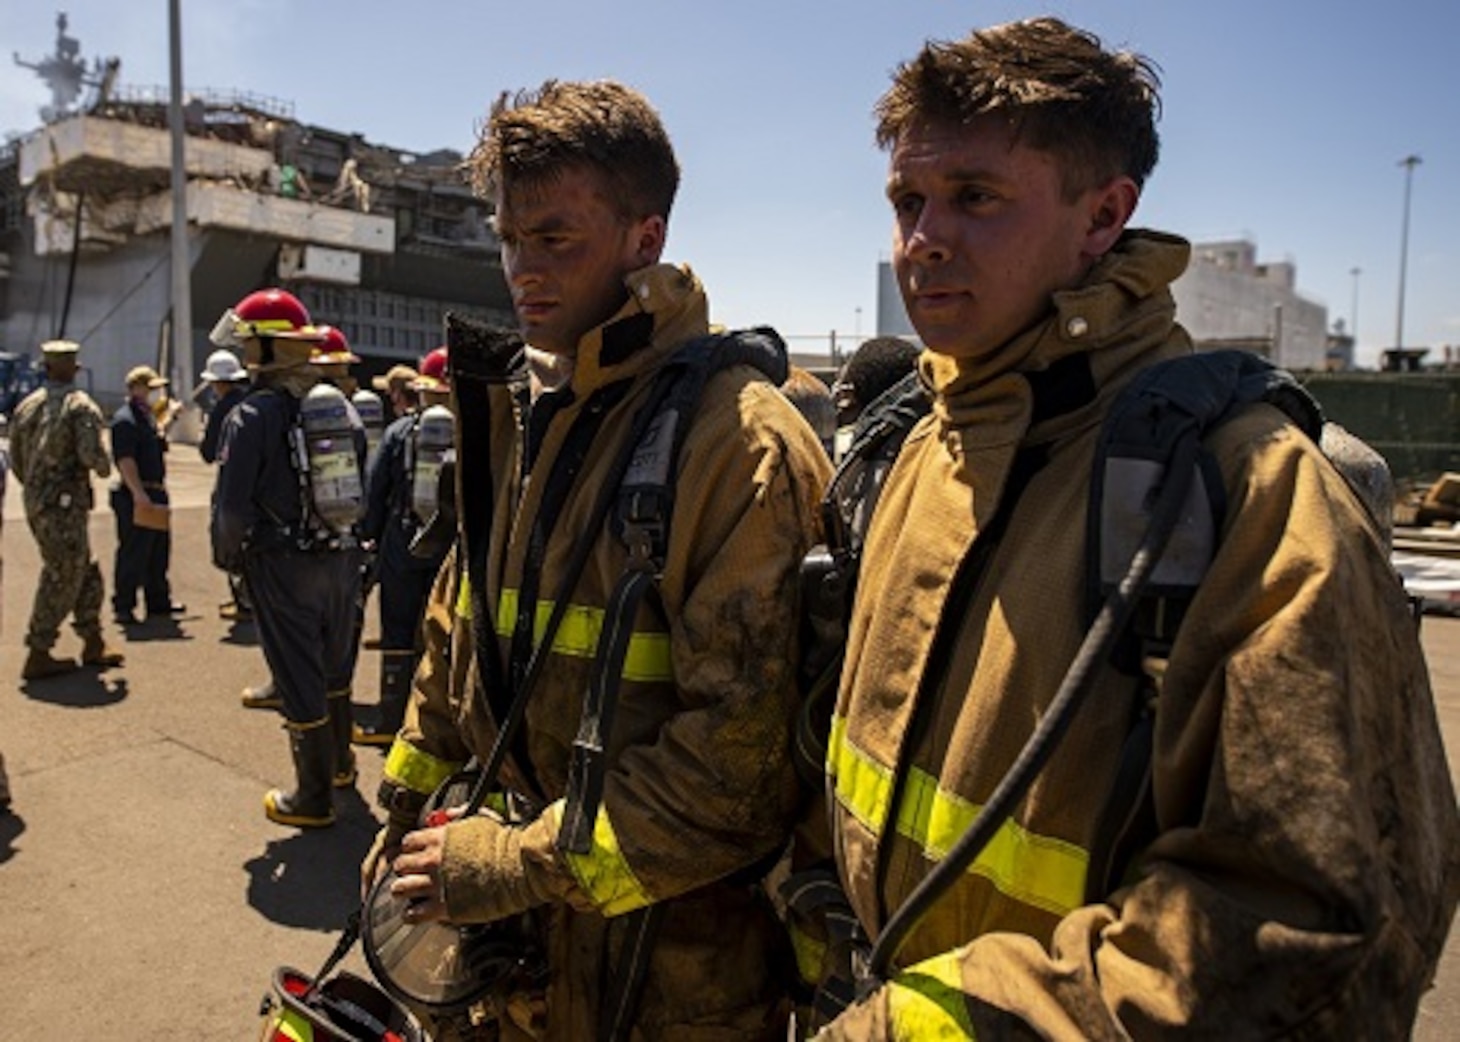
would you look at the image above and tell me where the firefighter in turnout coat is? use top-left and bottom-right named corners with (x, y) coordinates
top-left (811, 19), bottom-right (1460, 1040)
top-left (364, 80), bottom-right (832, 1038)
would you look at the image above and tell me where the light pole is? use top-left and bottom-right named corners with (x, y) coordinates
top-left (1395, 154), bottom-right (1421, 352)
top-left (1349, 266), bottom-right (1361, 343)
top-left (168, 0), bottom-right (194, 403)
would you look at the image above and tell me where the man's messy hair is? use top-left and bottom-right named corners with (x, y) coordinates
top-left (875, 17), bottom-right (1161, 198)
top-left (466, 79), bottom-right (680, 223)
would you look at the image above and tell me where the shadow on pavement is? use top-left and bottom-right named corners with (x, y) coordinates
top-left (244, 796), bottom-right (380, 932)
top-left (120, 618), bottom-right (194, 643)
top-left (21, 672), bottom-right (128, 708)
top-left (221, 620), bottom-right (260, 647)
top-left (0, 810), bottom-right (25, 864)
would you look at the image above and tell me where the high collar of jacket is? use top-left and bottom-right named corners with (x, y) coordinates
top-left (920, 229), bottom-right (1194, 451)
top-left (555, 262), bottom-right (711, 398)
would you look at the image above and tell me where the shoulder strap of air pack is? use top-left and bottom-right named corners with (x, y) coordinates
top-left (553, 326), bottom-right (788, 1042)
top-left (558, 325), bottom-right (789, 856)
top-left (1082, 347), bottom-right (1327, 900)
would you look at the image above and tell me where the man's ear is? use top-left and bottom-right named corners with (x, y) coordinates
top-left (1081, 176), bottom-right (1140, 261)
top-left (628, 214), bottom-right (667, 268)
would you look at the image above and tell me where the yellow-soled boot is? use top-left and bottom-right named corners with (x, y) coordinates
top-left (264, 722), bottom-right (336, 828)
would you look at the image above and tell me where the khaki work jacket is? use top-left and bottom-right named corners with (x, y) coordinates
top-left (821, 232), bottom-right (1460, 1039)
top-left (391, 263), bottom-right (832, 1039)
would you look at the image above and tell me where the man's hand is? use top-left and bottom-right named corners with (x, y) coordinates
top-left (390, 823), bottom-right (451, 923)
top-left (387, 808), bottom-right (556, 927)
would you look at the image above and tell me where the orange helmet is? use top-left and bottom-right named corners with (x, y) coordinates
top-left (412, 346), bottom-right (449, 392)
top-left (211, 288), bottom-right (325, 348)
top-left (311, 325), bottom-right (360, 366)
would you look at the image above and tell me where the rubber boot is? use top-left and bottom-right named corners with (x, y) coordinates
top-left (80, 632), bottom-right (125, 668)
top-left (241, 679), bottom-right (283, 710)
top-left (329, 697), bottom-right (357, 788)
top-left (264, 722), bottom-right (336, 828)
top-left (353, 651), bottom-right (415, 747)
top-left (22, 647), bottom-right (77, 680)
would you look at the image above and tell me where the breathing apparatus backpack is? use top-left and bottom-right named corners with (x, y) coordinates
top-left (352, 388), bottom-right (386, 467)
top-left (340, 317), bottom-right (793, 1041)
top-left (786, 348), bottom-right (1397, 1021)
top-left (289, 382), bottom-right (365, 545)
top-left (406, 403), bottom-right (455, 528)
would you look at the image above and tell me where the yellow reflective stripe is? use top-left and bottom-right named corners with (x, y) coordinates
top-left (897, 768), bottom-right (1087, 917)
top-left (788, 920), bottom-right (827, 986)
top-left (888, 951), bottom-right (976, 1039)
top-left (382, 739), bottom-right (462, 796)
top-left (828, 713), bottom-right (894, 833)
top-left (455, 571), bottom-right (473, 621)
top-left (267, 1007), bottom-right (311, 1042)
top-left (549, 798), bottom-right (653, 917)
top-left (496, 588), bottom-right (672, 682)
top-left (829, 713), bottom-right (1088, 918)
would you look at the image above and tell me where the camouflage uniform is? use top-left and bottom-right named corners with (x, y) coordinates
top-left (9, 380), bottom-right (112, 651)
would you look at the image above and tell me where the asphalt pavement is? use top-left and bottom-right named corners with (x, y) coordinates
top-left (0, 450), bottom-right (1456, 1039)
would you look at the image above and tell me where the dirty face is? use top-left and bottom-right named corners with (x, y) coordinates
top-left (493, 166), bottom-right (664, 358)
top-left (888, 115), bottom-right (1126, 363)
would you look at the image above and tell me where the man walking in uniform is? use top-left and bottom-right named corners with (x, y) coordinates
top-left (211, 288), bottom-right (365, 828)
top-left (8, 339), bottom-right (124, 679)
top-left (109, 365), bottom-right (183, 624)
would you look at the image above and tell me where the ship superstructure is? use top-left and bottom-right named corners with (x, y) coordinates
top-left (1, 16), bottom-right (510, 414)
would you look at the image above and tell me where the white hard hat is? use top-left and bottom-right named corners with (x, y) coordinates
top-left (201, 349), bottom-right (246, 383)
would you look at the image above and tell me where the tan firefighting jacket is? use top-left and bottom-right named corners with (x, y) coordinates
top-left (819, 231), bottom-right (1460, 1039)
top-left (387, 263), bottom-right (832, 1039)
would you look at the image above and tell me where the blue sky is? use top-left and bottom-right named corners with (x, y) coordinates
top-left (3, 2), bottom-right (1456, 368)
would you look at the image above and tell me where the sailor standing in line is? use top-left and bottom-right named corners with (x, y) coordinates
top-left (210, 288), bottom-right (366, 827)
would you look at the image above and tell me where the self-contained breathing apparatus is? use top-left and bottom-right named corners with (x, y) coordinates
top-left (405, 403), bottom-right (454, 533)
top-left (288, 383), bottom-right (366, 550)
top-left (353, 388), bottom-right (386, 467)
top-left (355, 314), bottom-right (794, 1039)
top-left (786, 349), bottom-right (1398, 1021)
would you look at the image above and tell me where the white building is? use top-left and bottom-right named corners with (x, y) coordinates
top-left (1171, 239), bottom-right (1328, 371)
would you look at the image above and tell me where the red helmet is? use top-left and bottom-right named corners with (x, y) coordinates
top-left (311, 325), bottom-right (360, 365)
top-left (413, 346), bottom-right (449, 392)
top-left (212, 288), bottom-right (324, 347)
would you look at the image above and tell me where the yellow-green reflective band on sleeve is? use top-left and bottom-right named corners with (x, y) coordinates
top-left (827, 713), bottom-right (894, 833)
top-left (887, 951), bottom-right (976, 1040)
top-left (455, 572), bottom-right (473, 621)
top-left (828, 714), bottom-right (1087, 918)
top-left (788, 920), bottom-right (827, 986)
top-left (496, 589), bottom-right (672, 682)
top-left (549, 798), bottom-right (653, 917)
top-left (383, 739), bottom-right (462, 797)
